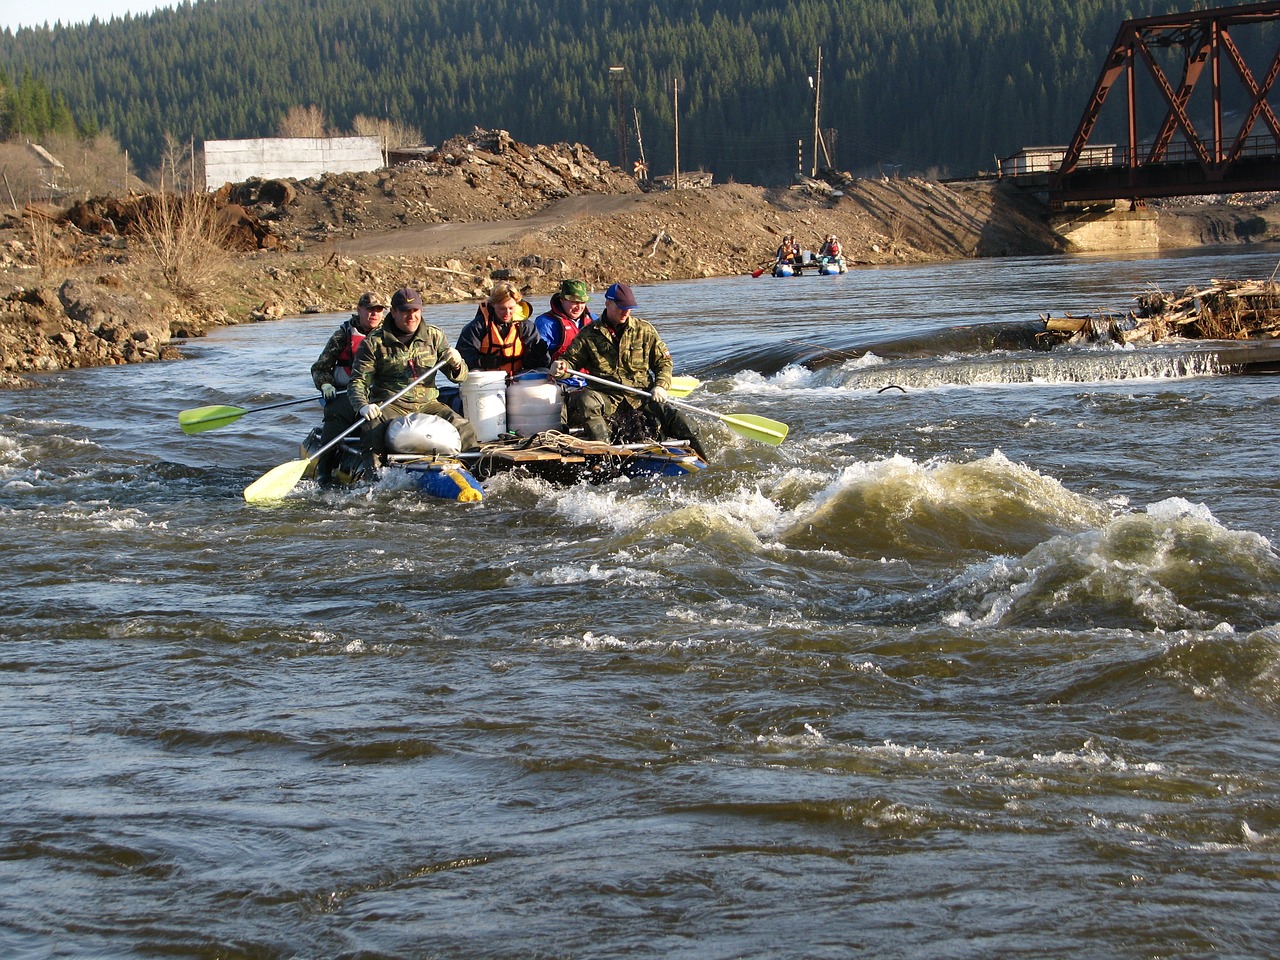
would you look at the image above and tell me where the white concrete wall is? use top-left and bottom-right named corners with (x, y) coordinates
top-left (203, 136), bottom-right (383, 189)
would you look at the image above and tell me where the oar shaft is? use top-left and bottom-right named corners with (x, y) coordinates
top-left (572, 370), bottom-right (721, 420)
top-left (309, 359), bottom-right (450, 463)
top-left (244, 392), bottom-right (345, 415)
top-left (571, 368), bottom-right (727, 422)
top-left (573, 369), bottom-right (665, 402)
top-left (568, 369), bottom-right (787, 443)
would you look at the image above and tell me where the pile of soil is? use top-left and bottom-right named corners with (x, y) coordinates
top-left (1, 126), bottom-right (1278, 388)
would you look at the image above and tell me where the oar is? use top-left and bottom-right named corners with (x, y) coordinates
top-left (750, 260), bottom-right (778, 279)
top-left (243, 358), bottom-right (449, 503)
top-left (565, 370), bottom-right (788, 446)
top-left (178, 392), bottom-right (345, 435)
top-left (669, 375), bottom-right (700, 398)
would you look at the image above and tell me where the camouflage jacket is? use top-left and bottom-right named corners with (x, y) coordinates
top-left (560, 315), bottom-right (673, 404)
top-left (349, 320), bottom-right (467, 408)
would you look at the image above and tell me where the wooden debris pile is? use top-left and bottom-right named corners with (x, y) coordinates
top-left (1041, 278), bottom-right (1280, 346)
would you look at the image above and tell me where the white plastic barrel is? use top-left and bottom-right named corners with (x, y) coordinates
top-left (506, 372), bottom-right (563, 437)
top-left (459, 370), bottom-right (508, 441)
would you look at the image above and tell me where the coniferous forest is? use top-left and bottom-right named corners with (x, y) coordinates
top-left (0, 0), bottom-right (1210, 184)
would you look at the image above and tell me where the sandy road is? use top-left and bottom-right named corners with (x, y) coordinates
top-left (329, 193), bottom-right (650, 256)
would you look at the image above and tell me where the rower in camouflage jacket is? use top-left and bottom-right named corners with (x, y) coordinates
top-left (349, 287), bottom-right (477, 470)
top-left (555, 282), bottom-right (705, 457)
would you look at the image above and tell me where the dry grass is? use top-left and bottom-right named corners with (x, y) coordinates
top-left (22, 206), bottom-right (67, 280)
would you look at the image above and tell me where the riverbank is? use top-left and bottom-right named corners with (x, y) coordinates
top-left (3, 127), bottom-right (1280, 388)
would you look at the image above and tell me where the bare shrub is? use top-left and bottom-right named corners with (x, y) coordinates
top-left (887, 212), bottom-right (906, 253)
top-left (57, 130), bottom-right (145, 198)
top-left (153, 132), bottom-right (202, 194)
top-left (136, 180), bottom-right (233, 301)
top-left (1196, 299), bottom-right (1251, 339)
top-left (350, 115), bottom-right (423, 150)
top-left (278, 105), bottom-right (329, 138)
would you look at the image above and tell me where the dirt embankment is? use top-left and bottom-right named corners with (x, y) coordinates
top-left (2, 126), bottom-right (1278, 389)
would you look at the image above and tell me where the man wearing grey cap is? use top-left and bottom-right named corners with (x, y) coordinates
top-left (548, 282), bottom-right (705, 457)
top-left (310, 291), bottom-right (387, 483)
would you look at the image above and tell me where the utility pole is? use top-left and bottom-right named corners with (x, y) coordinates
top-left (608, 65), bottom-right (627, 170)
top-left (810, 46), bottom-right (822, 177)
top-left (673, 77), bottom-right (681, 189)
top-left (633, 107), bottom-right (649, 180)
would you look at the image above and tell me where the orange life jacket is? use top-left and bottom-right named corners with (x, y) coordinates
top-left (477, 308), bottom-right (525, 374)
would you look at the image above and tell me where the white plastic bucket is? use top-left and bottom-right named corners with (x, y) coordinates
top-left (506, 372), bottom-right (563, 437)
top-left (460, 370), bottom-right (508, 441)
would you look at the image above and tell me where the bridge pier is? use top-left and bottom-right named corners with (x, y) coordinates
top-left (1049, 207), bottom-right (1160, 252)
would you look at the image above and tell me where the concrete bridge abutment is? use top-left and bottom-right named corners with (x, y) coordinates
top-left (1049, 207), bottom-right (1160, 252)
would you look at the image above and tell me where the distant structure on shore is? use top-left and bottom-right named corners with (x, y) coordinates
top-left (203, 136), bottom-right (383, 190)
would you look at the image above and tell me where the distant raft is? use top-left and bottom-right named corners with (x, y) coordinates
top-left (771, 254), bottom-right (847, 277)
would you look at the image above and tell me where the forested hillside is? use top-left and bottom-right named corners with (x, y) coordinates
top-left (0, 0), bottom-right (1200, 184)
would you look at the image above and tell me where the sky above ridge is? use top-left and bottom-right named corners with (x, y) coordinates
top-left (1, 1), bottom-right (177, 32)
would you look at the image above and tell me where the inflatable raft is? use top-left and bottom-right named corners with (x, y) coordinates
top-left (302, 369), bottom-right (708, 502)
top-left (302, 427), bottom-right (707, 502)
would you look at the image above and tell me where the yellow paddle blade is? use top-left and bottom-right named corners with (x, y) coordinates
top-left (179, 404), bottom-right (248, 434)
top-left (716, 413), bottom-right (788, 446)
top-left (243, 458), bottom-right (311, 503)
top-left (668, 376), bottom-right (701, 399)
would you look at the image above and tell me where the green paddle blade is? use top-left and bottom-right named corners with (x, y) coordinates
top-left (179, 404), bottom-right (248, 434)
top-left (243, 458), bottom-right (311, 503)
top-left (669, 375), bottom-right (701, 398)
top-left (717, 412), bottom-right (789, 446)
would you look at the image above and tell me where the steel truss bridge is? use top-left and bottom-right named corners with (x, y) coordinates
top-left (1049, 1), bottom-right (1280, 208)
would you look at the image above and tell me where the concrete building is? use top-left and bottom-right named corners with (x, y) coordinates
top-left (203, 136), bottom-right (384, 189)
top-left (999, 145), bottom-right (1117, 177)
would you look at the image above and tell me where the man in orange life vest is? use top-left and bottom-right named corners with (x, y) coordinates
top-left (310, 290), bottom-right (386, 483)
top-left (455, 282), bottom-right (549, 375)
top-left (534, 278), bottom-right (595, 362)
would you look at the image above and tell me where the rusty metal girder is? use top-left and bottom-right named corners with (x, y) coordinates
top-left (1050, 1), bottom-right (1280, 205)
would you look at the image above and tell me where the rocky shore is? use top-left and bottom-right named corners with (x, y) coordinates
top-left (4, 127), bottom-right (1280, 389)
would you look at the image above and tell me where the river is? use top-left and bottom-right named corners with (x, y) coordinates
top-left (3, 247), bottom-right (1279, 959)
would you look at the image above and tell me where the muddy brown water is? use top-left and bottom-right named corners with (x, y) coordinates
top-left (3, 247), bottom-right (1279, 959)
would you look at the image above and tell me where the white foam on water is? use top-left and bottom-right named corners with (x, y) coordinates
top-left (547, 484), bottom-right (653, 530)
top-left (537, 631), bottom-right (669, 653)
top-left (726, 366), bottom-right (810, 394)
top-left (775, 449), bottom-right (1110, 548)
top-left (1032, 743), bottom-right (1165, 773)
top-left (517, 562), bottom-right (666, 588)
top-left (939, 494), bottom-right (1280, 631)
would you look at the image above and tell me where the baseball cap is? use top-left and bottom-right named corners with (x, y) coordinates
top-left (559, 279), bottom-right (589, 303)
top-left (604, 282), bottom-right (637, 309)
top-left (391, 287), bottom-right (423, 310)
top-left (357, 291), bottom-right (387, 309)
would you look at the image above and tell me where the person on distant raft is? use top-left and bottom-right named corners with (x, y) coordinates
top-left (309, 290), bottom-right (386, 484)
top-left (775, 234), bottom-right (799, 266)
top-left (455, 282), bottom-right (548, 374)
top-left (548, 282), bottom-right (706, 458)
top-left (349, 287), bottom-right (475, 479)
top-left (534, 278), bottom-right (595, 362)
top-left (819, 234), bottom-right (845, 269)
